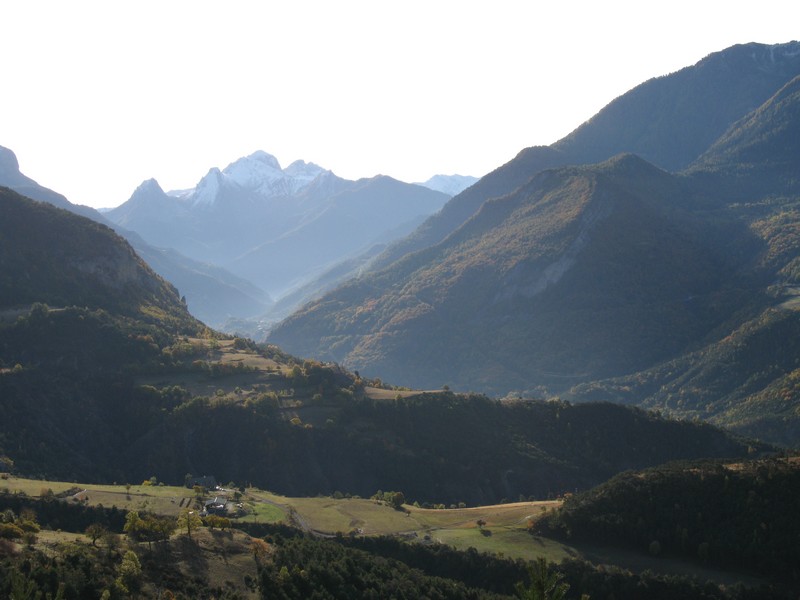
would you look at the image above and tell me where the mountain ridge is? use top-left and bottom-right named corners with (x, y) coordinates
top-left (106, 157), bottom-right (450, 302)
top-left (269, 153), bottom-right (765, 392)
top-left (360, 41), bottom-right (800, 275)
top-left (0, 146), bottom-right (273, 327)
top-left (268, 44), bottom-right (800, 447)
top-left (0, 186), bottom-right (197, 328)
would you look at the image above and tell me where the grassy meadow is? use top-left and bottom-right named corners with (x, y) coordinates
top-left (1, 475), bottom-right (567, 562)
top-left (2, 474), bottom-right (767, 584)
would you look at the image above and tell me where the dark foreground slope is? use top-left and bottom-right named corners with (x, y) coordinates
top-left (0, 188), bottom-right (203, 477)
top-left (537, 457), bottom-right (800, 582)
top-left (121, 393), bottom-right (765, 505)
top-left (2, 508), bottom-right (793, 600)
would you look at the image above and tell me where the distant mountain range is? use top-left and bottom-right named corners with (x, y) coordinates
top-left (1, 146), bottom-right (468, 328)
top-left (104, 152), bottom-right (455, 321)
top-left (268, 41), bottom-right (800, 447)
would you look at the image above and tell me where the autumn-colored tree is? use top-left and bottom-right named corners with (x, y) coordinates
top-left (251, 538), bottom-right (271, 565)
top-left (204, 514), bottom-right (231, 530)
top-left (177, 508), bottom-right (203, 539)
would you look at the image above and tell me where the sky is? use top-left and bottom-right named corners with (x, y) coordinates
top-left (1, 1), bottom-right (798, 209)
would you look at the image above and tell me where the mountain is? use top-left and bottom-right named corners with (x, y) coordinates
top-left (252, 238), bottom-right (396, 331)
top-left (365, 41), bottom-right (800, 273)
top-left (268, 42), bottom-right (800, 448)
top-left (566, 309), bottom-right (800, 447)
top-left (0, 187), bottom-right (197, 326)
top-left (0, 146), bottom-right (105, 222)
top-left (0, 176), bottom-right (777, 517)
top-left (553, 42), bottom-right (800, 170)
top-left (563, 75), bottom-right (800, 446)
top-left (0, 186), bottom-right (204, 479)
top-left (0, 146), bottom-right (273, 326)
top-left (106, 151), bottom-right (450, 304)
top-left (133, 244), bottom-right (273, 326)
top-left (689, 74), bottom-right (800, 198)
top-left (269, 154), bottom-right (764, 392)
top-left (416, 174), bottom-right (478, 196)
top-left (225, 216), bottom-right (433, 340)
top-left (0, 194), bottom-right (763, 500)
top-left (227, 175), bottom-right (450, 297)
top-left (367, 146), bottom-right (570, 273)
top-left (0, 194), bottom-right (787, 600)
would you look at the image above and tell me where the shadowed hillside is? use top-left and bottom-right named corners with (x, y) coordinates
top-left (366, 41), bottom-right (800, 273)
top-left (565, 74), bottom-right (800, 446)
top-left (0, 187), bottom-right (195, 327)
top-left (269, 155), bottom-right (766, 393)
top-left (536, 457), bottom-right (800, 580)
top-left (268, 44), bottom-right (800, 449)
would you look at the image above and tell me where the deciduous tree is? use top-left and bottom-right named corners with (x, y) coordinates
top-left (85, 523), bottom-right (107, 547)
top-left (177, 508), bottom-right (203, 539)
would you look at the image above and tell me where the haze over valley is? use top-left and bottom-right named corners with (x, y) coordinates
top-left (2, 27), bottom-right (800, 600)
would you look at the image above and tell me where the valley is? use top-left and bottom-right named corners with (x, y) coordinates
top-left (3, 39), bottom-right (800, 599)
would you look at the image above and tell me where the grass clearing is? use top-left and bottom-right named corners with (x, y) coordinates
top-left (1, 476), bottom-right (195, 516)
top-left (431, 528), bottom-right (577, 562)
top-left (408, 501), bottom-right (559, 530)
top-left (239, 499), bottom-right (286, 524)
top-left (286, 497), bottom-right (416, 535)
top-left (274, 497), bottom-right (570, 562)
top-left (0, 477), bottom-right (768, 583)
top-left (363, 387), bottom-right (441, 400)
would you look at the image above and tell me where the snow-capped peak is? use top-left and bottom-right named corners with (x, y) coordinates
top-left (284, 159), bottom-right (326, 179)
top-left (223, 151), bottom-right (284, 189)
top-left (415, 174), bottom-right (479, 196)
top-left (216, 151), bottom-right (331, 198)
top-left (192, 167), bottom-right (228, 207)
top-left (163, 151), bottom-right (333, 208)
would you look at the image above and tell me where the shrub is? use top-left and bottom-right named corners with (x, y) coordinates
top-left (0, 522), bottom-right (24, 539)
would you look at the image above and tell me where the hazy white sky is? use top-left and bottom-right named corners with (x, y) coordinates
top-left (1, 1), bottom-right (798, 209)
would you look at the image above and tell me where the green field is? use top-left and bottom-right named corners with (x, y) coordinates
top-left (0, 475), bottom-right (774, 584)
top-left (204, 489), bottom-right (566, 561)
top-left (1, 476), bottom-right (565, 561)
top-left (433, 529), bottom-right (576, 562)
